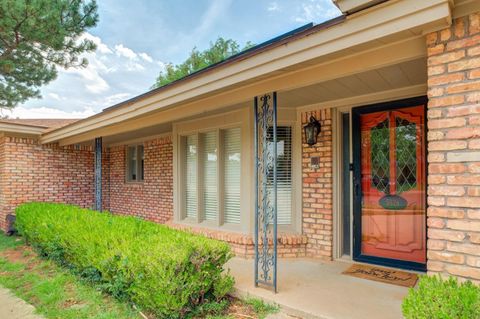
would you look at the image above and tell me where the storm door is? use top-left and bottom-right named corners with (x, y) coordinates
top-left (352, 97), bottom-right (427, 271)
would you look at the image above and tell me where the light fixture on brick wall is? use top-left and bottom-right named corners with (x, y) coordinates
top-left (304, 115), bottom-right (321, 146)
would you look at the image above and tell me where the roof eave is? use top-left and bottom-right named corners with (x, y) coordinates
top-left (41, 0), bottom-right (453, 145)
top-left (0, 122), bottom-right (47, 136)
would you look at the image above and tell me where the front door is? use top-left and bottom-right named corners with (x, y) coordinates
top-left (352, 97), bottom-right (427, 271)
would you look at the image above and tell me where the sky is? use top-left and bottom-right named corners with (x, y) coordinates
top-left (4, 0), bottom-right (341, 119)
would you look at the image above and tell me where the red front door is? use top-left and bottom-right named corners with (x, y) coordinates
top-left (353, 101), bottom-right (426, 268)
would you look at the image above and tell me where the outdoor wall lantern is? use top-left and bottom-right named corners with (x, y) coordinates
top-left (304, 115), bottom-right (321, 146)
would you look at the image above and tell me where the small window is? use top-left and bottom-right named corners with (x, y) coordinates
top-left (127, 145), bottom-right (144, 182)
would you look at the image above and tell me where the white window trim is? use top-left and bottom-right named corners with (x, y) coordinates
top-left (173, 108), bottom-right (250, 233)
top-left (179, 128), bottom-right (243, 229)
top-left (173, 107), bottom-right (301, 235)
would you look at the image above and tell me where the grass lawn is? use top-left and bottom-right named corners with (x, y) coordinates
top-left (0, 233), bottom-right (278, 319)
top-left (0, 233), bottom-right (141, 319)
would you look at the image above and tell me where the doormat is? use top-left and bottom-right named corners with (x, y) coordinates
top-left (342, 264), bottom-right (418, 287)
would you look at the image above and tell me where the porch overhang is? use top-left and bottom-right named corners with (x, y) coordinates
top-left (41, 0), bottom-right (456, 146)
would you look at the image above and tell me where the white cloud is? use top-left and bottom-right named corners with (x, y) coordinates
top-left (98, 93), bottom-right (132, 108)
top-left (81, 33), bottom-right (113, 54)
top-left (186, 0), bottom-right (233, 48)
top-left (267, 2), bottom-right (280, 12)
top-left (139, 52), bottom-right (153, 63)
top-left (294, 0), bottom-right (340, 23)
top-left (60, 36), bottom-right (115, 94)
top-left (2, 106), bottom-right (96, 119)
top-left (48, 93), bottom-right (63, 101)
top-left (17, 32), bottom-right (166, 119)
top-left (114, 44), bottom-right (138, 60)
top-left (161, 0), bottom-right (233, 59)
top-left (85, 78), bottom-right (110, 93)
top-left (63, 60), bottom-right (110, 94)
top-left (125, 62), bottom-right (145, 72)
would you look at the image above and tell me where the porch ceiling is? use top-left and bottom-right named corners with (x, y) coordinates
top-left (101, 122), bottom-right (172, 146)
top-left (277, 57), bottom-right (427, 108)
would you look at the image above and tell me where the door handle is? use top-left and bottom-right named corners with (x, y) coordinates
top-left (354, 178), bottom-right (360, 197)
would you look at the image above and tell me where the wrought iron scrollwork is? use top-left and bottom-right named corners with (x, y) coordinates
top-left (95, 137), bottom-right (102, 211)
top-left (254, 92), bottom-right (277, 292)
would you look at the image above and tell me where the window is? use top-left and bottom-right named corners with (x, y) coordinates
top-left (182, 128), bottom-right (241, 225)
top-left (395, 117), bottom-right (417, 193)
top-left (223, 128), bottom-right (241, 224)
top-left (267, 126), bottom-right (293, 225)
top-left (202, 132), bottom-right (218, 221)
top-left (126, 145), bottom-right (144, 182)
top-left (185, 135), bottom-right (197, 218)
top-left (370, 117), bottom-right (418, 194)
top-left (371, 119), bottom-right (390, 193)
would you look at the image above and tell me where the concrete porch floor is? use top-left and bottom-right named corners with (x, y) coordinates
top-left (227, 258), bottom-right (410, 319)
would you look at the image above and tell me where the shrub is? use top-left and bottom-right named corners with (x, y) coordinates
top-left (402, 275), bottom-right (480, 319)
top-left (16, 202), bottom-right (234, 318)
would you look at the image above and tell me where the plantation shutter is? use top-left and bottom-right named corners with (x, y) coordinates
top-left (202, 131), bottom-right (218, 221)
top-left (185, 135), bottom-right (198, 219)
top-left (223, 128), bottom-right (241, 224)
top-left (277, 127), bottom-right (292, 225)
top-left (267, 126), bottom-right (292, 225)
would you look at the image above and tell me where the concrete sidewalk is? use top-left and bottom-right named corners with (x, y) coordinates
top-left (0, 287), bottom-right (43, 319)
top-left (228, 258), bottom-right (409, 319)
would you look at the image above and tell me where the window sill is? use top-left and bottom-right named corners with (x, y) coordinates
top-left (124, 181), bottom-right (145, 186)
top-left (166, 221), bottom-right (308, 246)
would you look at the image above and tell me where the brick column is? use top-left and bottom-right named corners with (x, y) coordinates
top-left (426, 12), bottom-right (480, 282)
top-left (301, 108), bottom-right (333, 259)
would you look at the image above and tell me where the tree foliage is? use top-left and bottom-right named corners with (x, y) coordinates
top-left (0, 0), bottom-right (99, 109)
top-left (153, 37), bottom-right (254, 88)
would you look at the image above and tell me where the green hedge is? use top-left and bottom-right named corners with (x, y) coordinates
top-left (402, 275), bottom-right (480, 319)
top-left (15, 203), bottom-right (234, 318)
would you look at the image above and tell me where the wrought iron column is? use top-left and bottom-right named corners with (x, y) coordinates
top-left (254, 92), bottom-right (278, 292)
top-left (94, 137), bottom-right (102, 211)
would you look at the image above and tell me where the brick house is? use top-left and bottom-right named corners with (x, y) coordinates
top-left (1, 0), bottom-right (480, 284)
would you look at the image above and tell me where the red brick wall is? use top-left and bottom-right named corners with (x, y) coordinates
top-left (0, 136), bottom-right (94, 230)
top-left (426, 12), bottom-right (480, 282)
top-left (107, 135), bottom-right (173, 223)
top-left (301, 108), bottom-right (334, 259)
top-left (102, 149), bottom-right (110, 211)
top-left (167, 222), bottom-right (308, 258)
